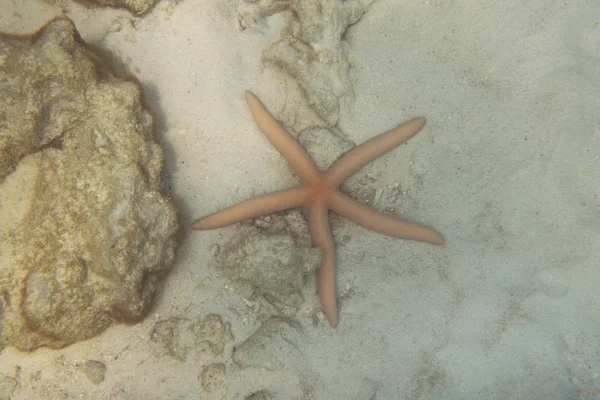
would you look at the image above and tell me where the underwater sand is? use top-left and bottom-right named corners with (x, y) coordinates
top-left (1, 0), bottom-right (599, 398)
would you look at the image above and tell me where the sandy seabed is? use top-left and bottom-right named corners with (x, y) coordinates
top-left (0, 0), bottom-right (599, 399)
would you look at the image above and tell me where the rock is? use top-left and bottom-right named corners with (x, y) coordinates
top-left (232, 316), bottom-right (303, 371)
top-left (245, 390), bottom-right (275, 400)
top-left (238, 0), bottom-right (372, 125)
top-left (75, 0), bottom-right (159, 16)
top-left (219, 227), bottom-right (322, 308)
top-left (200, 363), bottom-right (227, 398)
top-left (0, 17), bottom-right (178, 350)
top-left (78, 360), bottom-right (107, 385)
top-left (151, 315), bottom-right (233, 362)
top-left (189, 314), bottom-right (233, 356)
top-left (150, 317), bottom-right (185, 361)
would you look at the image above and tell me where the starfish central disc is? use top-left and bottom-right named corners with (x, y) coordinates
top-left (306, 180), bottom-right (331, 205)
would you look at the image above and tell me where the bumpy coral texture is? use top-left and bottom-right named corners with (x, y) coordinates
top-left (237, 0), bottom-right (372, 126)
top-left (76, 0), bottom-right (158, 15)
top-left (0, 17), bottom-right (178, 350)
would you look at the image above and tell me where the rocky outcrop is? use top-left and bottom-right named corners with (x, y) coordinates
top-left (237, 0), bottom-right (372, 126)
top-left (76, 0), bottom-right (159, 16)
top-left (0, 17), bottom-right (178, 350)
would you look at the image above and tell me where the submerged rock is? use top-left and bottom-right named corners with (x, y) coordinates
top-left (200, 362), bottom-right (227, 397)
top-left (78, 360), bottom-right (107, 385)
top-left (75, 0), bottom-right (159, 16)
top-left (245, 390), bottom-right (275, 400)
top-left (219, 226), bottom-right (322, 309)
top-left (238, 0), bottom-right (372, 125)
top-left (0, 17), bottom-right (178, 350)
top-left (232, 316), bottom-right (303, 371)
top-left (151, 315), bottom-right (233, 362)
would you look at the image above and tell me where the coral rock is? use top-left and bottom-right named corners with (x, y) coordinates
top-left (76, 0), bottom-right (159, 16)
top-left (0, 17), bottom-right (178, 350)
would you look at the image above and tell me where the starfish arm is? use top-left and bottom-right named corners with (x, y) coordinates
top-left (245, 91), bottom-right (321, 184)
top-left (308, 201), bottom-right (339, 327)
top-left (192, 187), bottom-right (308, 230)
top-left (328, 191), bottom-right (445, 245)
top-left (324, 117), bottom-right (426, 187)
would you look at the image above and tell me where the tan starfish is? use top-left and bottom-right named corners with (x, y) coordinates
top-left (193, 91), bottom-right (444, 327)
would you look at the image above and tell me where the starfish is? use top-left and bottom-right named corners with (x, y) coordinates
top-left (193, 91), bottom-right (444, 327)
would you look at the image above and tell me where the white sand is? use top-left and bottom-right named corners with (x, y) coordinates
top-left (1, 0), bottom-right (599, 398)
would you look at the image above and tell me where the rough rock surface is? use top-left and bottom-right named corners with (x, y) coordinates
top-left (237, 0), bottom-right (373, 126)
top-left (245, 391), bottom-right (275, 400)
top-left (200, 362), bottom-right (227, 397)
top-left (151, 315), bottom-right (233, 362)
top-left (0, 17), bottom-right (178, 350)
top-left (232, 316), bottom-right (303, 371)
top-left (218, 226), bottom-right (322, 309)
top-left (77, 360), bottom-right (107, 385)
top-left (75, 0), bottom-right (159, 16)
